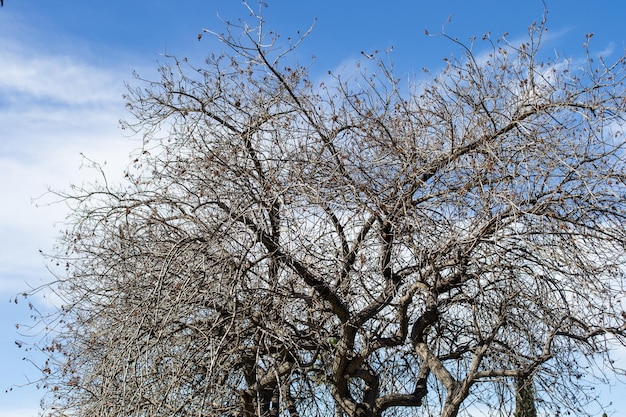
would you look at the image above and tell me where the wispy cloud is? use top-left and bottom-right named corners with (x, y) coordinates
top-left (0, 21), bottom-right (142, 414)
top-left (0, 25), bottom-right (136, 292)
top-left (0, 47), bottom-right (120, 107)
top-left (596, 42), bottom-right (616, 60)
top-left (0, 406), bottom-right (42, 417)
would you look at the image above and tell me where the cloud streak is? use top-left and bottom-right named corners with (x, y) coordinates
top-left (0, 47), bottom-right (121, 107)
top-left (0, 32), bottom-right (134, 286)
top-left (0, 22), bottom-right (139, 413)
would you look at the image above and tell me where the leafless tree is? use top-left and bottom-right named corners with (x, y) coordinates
top-left (27, 7), bottom-right (626, 417)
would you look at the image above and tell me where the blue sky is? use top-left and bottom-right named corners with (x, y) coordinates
top-left (1, 1), bottom-right (625, 416)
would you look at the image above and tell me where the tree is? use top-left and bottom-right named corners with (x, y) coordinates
top-left (514, 374), bottom-right (537, 417)
top-left (27, 7), bottom-right (626, 417)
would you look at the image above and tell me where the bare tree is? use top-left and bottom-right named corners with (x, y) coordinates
top-left (27, 7), bottom-right (626, 417)
top-left (514, 374), bottom-right (537, 417)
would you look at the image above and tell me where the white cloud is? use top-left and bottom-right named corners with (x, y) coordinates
top-left (0, 407), bottom-right (42, 417)
top-left (0, 22), bottom-right (143, 416)
top-left (0, 26), bottom-right (137, 295)
top-left (0, 49), bottom-right (120, 106)
top-left (597, 42), bottom-right (616, 60)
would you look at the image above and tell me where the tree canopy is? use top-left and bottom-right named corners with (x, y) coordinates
top-left (26, 7), bottom-right (626, 417)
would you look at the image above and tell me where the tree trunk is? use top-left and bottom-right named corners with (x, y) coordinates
top-left (440, 384), bottom-right (466, 417)
top-left (514, 375), bottom-right (537, 417)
